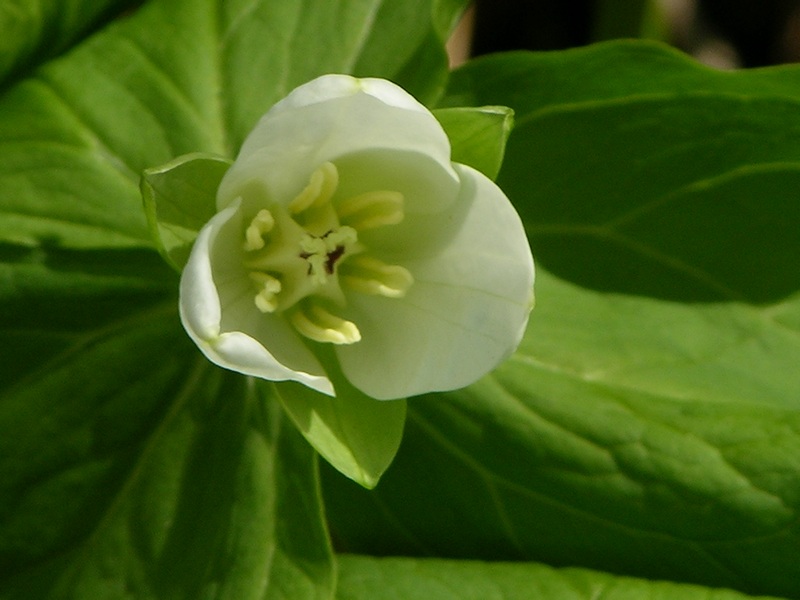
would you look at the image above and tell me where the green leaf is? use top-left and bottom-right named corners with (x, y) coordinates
top-left (336, 556), bottom-right (784, 600)
top-left (141, 152), bottom-right (231, 271)
top-left (273, 350), bottom-right (406, 489)
top-left (434, 106), bottom-right (514, 180)
top-left (431, 0), bottom-right (470, 39)
top-left (0, 0), bottom-right (136, 84)
top-left (322, 41), bottom-right (800, 599)
top-left (350, 0), bottom-right (470, 107)
top-left (0, 314), bottom-right (334, 599)
top-left (324, 321), bottom-right (800, 595)
top-left (593, 0), bottom-right (669, 42)
top-left (446, 39), bottom-right (800, 307)
top-left (0, 240), bottom-right (176, 387)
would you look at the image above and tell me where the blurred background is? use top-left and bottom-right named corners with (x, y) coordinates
top-left (447, 0), bottom-right (800, 69)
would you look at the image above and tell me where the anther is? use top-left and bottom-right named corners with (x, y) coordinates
top-left (289, 162), bottom-right (339, 214)
top-left (337, 191), bottom-right (404, 230)
top-left (341, 256), bottom-right (413, 298)
top-left (250, 272), bottom-right (282, 313)
top-left (289, 302), bottom-right (361, 344)
top-left (244, 209), bottom-right (275, 251)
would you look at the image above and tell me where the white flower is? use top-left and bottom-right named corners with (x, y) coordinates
top-left (179, 75), bottom-right (534, 400)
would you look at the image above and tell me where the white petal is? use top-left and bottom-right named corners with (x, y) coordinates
top-left (179, 203), bottom-right (236, 341)
top-left (217, 75), bottom-right (457, 215)
top-left (336, 164), bottom-right (534, 400)
top-left (275, 75), bottom-right (428, 113)
top-left (333, 148), bottom-right (460, 219)
top-left (179, 200), bottom-right (333, 395)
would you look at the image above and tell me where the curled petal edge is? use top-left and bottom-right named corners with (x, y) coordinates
top-left (179, 202), bottom-right (334, 396)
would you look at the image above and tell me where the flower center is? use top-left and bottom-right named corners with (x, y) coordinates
top-left (241, 162), bottom-right (413, 345)
top-left (299, 227), bottom-right (358, 285)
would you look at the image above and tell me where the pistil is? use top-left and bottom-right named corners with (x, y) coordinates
top-left (299, 227), bottom-right (358, 285)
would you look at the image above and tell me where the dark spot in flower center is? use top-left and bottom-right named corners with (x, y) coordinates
top-left (325, 245), bottom-right (346, 274)
top-left (299, 231), bottom-right (347, 276)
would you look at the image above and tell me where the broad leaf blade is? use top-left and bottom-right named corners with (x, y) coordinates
top-left (0, 0), bottom-right (135, 84)
top-left (336, 556), bottom-right (784, 600)
top-left (444, 41), bottom-right (800, 304)
top-left (0, 316), bottom-right (334, 599)
top-left (323, 341), bottom-right (800, 596)
top-left (431, 0), bottom-right (471, 38)
top-left (593, 0), bottom-right (669, 42)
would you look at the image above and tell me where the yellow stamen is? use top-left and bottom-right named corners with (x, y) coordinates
top-left (240, 162), bottom-right (409, 326)
top-left (288, 162), bottom-right (339, 214)
top-left (289, 302), bottom-right (361, 345)
top-left (341, 256), bottom-right (413, 298)
top-left (244, 209), bottom-right (275, 251)
top-left (250, 272), bottom-right (282, 313)
top-left (337, 191), bottom-right (404, 230)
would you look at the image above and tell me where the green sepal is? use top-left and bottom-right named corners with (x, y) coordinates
top-left (271, 350), bottom-right (406, 489)
top-left (434, 106), bottom-right (514, 180)
top-left (141, 152), bottom-right (232, 271)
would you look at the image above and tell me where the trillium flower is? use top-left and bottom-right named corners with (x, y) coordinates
top-left (179, 74), bottom-right (534, 400)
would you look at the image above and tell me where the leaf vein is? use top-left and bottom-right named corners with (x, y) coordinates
top-left (31, 78), bottom-right (140, 183)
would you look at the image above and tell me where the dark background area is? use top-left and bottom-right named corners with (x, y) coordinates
top-left (470, 0), bottom-right (800, 67)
